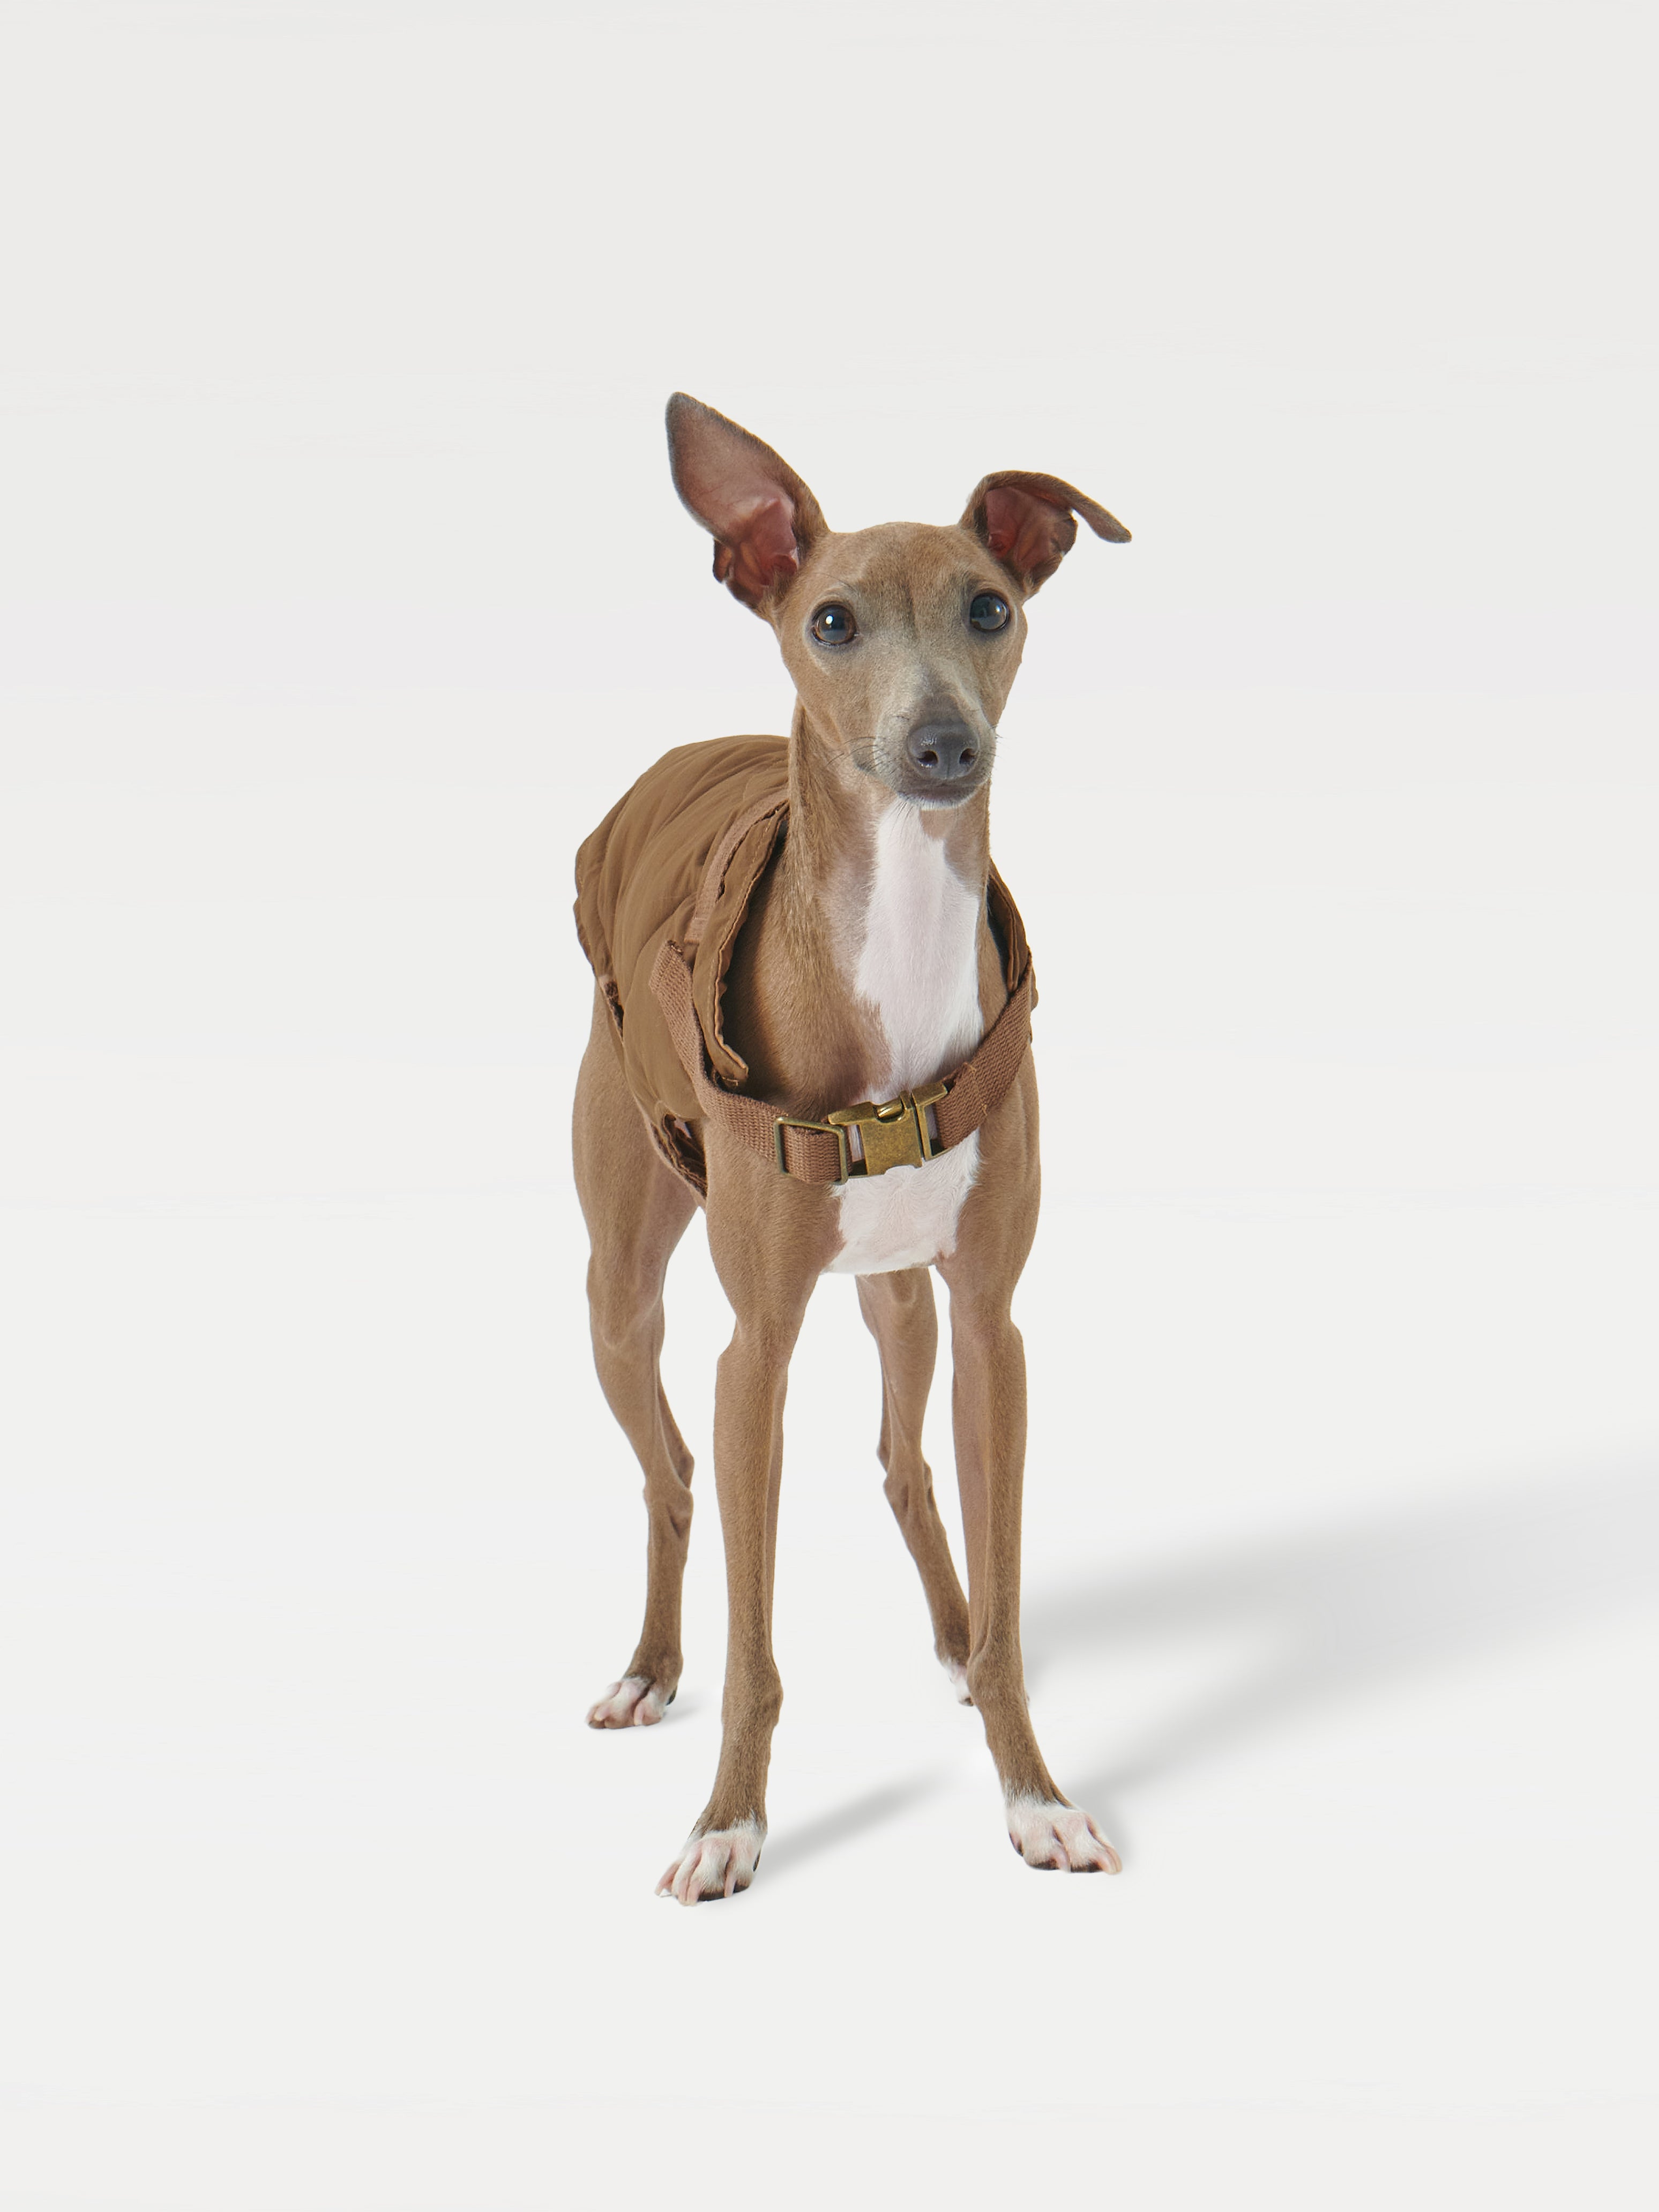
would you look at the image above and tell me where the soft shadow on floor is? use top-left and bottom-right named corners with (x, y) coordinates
top-left (761, 1774), bottom-right (946, 1882)
top-left (1026, 1456), bottom-right (1659, 1816)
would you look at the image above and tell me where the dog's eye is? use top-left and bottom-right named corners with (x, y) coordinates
top-left (969, 592), bottom-right (1010, 633)
top-left (810, 603), bottom-right (856, 646)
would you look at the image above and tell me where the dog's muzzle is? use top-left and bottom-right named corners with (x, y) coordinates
top-left (890, 713), bottom-right (989, 804)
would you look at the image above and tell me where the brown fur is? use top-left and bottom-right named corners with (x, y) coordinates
top-left (574, 395), bottom-right (1129, 1898)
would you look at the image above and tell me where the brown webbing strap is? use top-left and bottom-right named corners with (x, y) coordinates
top-left (931, 963), bottom-right (1035, 1153)
top-left (649, 937), bottom-right (842, 1180)
top-left (648, 935), bottom-right (1035, 1189)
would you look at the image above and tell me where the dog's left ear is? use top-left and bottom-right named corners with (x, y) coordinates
top-left (960, 470), bottom-right (1130, 595)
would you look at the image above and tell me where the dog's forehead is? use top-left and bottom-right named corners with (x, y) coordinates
top-left (799, 520), bottom-right (991, 609)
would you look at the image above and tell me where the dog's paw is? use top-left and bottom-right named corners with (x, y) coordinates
top-left (940, 1654), bottom-right (973, 1705)
top-left (656, 1819), bottom-right (764, 1905)
top-left (586, 1675), bottom-right (672, 1729)
top-left (1006, 1797), bottom-right (1121, 1874)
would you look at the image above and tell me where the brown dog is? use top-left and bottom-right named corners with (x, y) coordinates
top-left (573, 395), bottom-right (1130, 1902)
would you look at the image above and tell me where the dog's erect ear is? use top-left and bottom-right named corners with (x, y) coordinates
top-left (666, 393), bottom-right (828, 614)
top-left (960, 470), bottom-right (1130, 595)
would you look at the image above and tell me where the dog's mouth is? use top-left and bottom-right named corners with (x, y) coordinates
top-left (854, 750), bottom-right (992, 806)
top-left (887, 768), bottom-right (990, 809)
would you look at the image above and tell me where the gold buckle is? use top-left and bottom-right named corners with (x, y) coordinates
top-left (828, 1080), bottom-right (948, 1178)
top-left (773, 1115), bottom-right (851, 1183)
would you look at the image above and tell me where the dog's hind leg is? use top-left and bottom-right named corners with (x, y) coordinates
top-left (573, 990), bottom-right (699, 1728)
top-left (857, 1268), bottom-right (973, 1700)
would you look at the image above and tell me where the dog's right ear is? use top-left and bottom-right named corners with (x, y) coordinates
top-left (666, 394), bottom-right (828, 614)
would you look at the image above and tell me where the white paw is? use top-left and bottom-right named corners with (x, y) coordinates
top-left (1006, 1797), bottom-right (1121, 1874)
top-left (656, 1819), bottom-right (765, 1905)
top-left (940, 1655), bottom-right (973, 1705)
top-left (586, 1675), bottom-right (671, 1729)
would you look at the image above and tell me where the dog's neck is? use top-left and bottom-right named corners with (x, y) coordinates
top-left (777, 703), bottom-right (992, 1098)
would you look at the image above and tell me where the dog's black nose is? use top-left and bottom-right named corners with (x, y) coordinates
top-left (905, 718), bottom-right (980, 781)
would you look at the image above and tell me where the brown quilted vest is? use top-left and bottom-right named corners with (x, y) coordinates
top-left (573, 735), bottom-right (1032, 1197)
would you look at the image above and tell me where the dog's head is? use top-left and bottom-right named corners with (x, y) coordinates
top-left (665, 393), bottom-right (1129, 810)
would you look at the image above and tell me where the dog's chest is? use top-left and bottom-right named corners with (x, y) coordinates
top-left (825, 808), bottom-right (984, 1277)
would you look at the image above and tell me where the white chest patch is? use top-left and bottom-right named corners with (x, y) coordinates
top-left (827, 803), bottom-right (985, 1278)
top-left (828, 1132), bottom-right (982, 1276)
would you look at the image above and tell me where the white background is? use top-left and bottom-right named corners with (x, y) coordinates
top-left (2, 2), bottom-right (1656, 2206)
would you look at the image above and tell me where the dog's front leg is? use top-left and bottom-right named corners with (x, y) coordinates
top-left (657, 1156), bottom-right (827, 1904)
top-left (944, 1281), bottom-right (1119, 1874)
top-left (939, 1079), bottom-right (1120, 1876)
top-left (655, 1311), bottom-right (797, 1904)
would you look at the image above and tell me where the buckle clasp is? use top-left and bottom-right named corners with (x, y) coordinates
top-left (773, 1081), bottom-right (948, 1182)
top-left (827, 1079), bottom-right (948, 1177)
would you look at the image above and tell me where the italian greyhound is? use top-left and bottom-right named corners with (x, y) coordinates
top-left (574, 394), bottom-right (1130, 1902)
